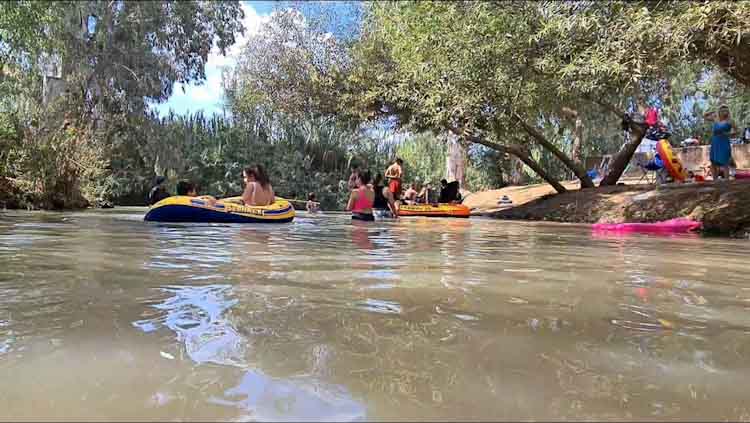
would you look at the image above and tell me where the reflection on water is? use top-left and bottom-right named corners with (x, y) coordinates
top-left (1, 208), bottom-right (750, 420)
top-left (133, 282), bottom-right (366, 421)
top-left (211, 370), bottom-right (365, 422)
top-left (134, 284), bottom-right (245, 366)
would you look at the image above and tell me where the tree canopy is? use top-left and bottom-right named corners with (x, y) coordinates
top-left (5, 0), bottom-right (750, 209)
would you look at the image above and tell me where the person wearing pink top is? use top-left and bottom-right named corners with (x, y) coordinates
top-left (347, 170), bottom-right (374, 221)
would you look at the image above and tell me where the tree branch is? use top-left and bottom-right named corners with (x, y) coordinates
top-left (581, 93), bottom-right (621, 119)
top-left (467, 135), bottom-right (567, 194)
top-left (116, 63), bottom-right (140, 82)
top-left (512, 111), bottom-right (594, 188)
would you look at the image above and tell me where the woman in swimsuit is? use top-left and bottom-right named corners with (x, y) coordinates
top-left (242, 165), bottom-right (275, 206)
top-left (347, 170), bottom-right (375, 221)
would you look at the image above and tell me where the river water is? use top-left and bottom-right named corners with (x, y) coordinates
top-left (1, 208), bottom-right (749, 421)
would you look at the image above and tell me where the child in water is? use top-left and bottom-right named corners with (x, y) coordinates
top-left (306, 192), bottom-right (320, 213)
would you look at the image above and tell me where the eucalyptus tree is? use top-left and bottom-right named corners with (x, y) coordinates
top-left (0, 0), bottom-right (246, 207)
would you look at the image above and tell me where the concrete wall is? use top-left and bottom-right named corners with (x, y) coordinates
top-left (676, 144), bottom-right (750, 170)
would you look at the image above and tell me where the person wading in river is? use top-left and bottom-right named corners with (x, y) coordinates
top-left (148, 176), bottom-right (170, 205)
top-left (372, 173), bottom-right (399, 219)
top-left (306, 192), bottom-right (320, 213)
top-left (347, 170), bottom-right (375, 221)
top-left (347, 163), bottom-right (360, 190)
top-left (384, 158), bottom-right (404, 201)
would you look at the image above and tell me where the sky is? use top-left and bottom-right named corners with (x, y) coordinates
top-left (153, 1), bottom-right (279, 117)
top-left (153, 1), bottom-right (362, 118)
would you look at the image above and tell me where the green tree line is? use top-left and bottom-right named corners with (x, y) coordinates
top-left (2, 1), bottom-right (750, 209)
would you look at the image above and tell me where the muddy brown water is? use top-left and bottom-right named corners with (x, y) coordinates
top-left (1, 208), bottom-right (749, 421)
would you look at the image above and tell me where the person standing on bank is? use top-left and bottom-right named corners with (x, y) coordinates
top-left (705, 105), bottom-right (737, 180)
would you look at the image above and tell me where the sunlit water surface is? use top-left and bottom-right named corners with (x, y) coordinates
top-left (1, 207), bottom-right (750, 421)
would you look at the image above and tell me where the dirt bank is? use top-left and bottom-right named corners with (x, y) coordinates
top-left (0, 176), bottom-right (90, 210)
top-left (470, 180), bottom-right (750, 236)
top-left (463, 181), bottom-right (581, 214)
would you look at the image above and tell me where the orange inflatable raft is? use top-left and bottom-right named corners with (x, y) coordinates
top-left (398, 203), bottom-right (471, 218)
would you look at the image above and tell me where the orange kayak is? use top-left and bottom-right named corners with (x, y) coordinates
top-left (656, 139), bottom-right (687, 182)
top-left (398, 203), bottom-right (470, 218)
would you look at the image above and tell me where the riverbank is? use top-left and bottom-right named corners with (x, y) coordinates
top-left (467, 180), bottom-right (750, 236)
top-left (0, 176), bottom-right (90, 210)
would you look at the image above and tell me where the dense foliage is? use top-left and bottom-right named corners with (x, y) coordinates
top-left (0, 0), bottom-right (246, 208)
top-left (3, 1), bottom-right (750, 210)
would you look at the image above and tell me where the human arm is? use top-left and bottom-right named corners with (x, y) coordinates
top-left (346, 190), bottom-right (357, 211)
top-left (242, 183), bottom-right (255, 205)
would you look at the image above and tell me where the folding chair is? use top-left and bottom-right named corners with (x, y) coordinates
top-left (632, 152), bottom-right (657, 184)
top-left (598, 155), bottom-right (612, 177)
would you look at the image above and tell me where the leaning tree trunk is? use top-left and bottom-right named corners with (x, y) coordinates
top-left (600, 123), bottom-right (647, 186)
top-left (570, 117), bottom-right (584, 169)
top-left (514, 113), bottom-right (595, 188)
top-left (509, 155), bottom-right (525, 185)
top-left (472, 138), bottom-right (567, 194)
top-left (580, 94), bottom-right (650, 187)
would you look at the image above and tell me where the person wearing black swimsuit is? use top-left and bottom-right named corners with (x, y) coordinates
top-left (372, 173), bottom-right (399, 219)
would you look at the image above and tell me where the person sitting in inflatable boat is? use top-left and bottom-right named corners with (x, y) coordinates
top-left (212, 165), bottom-right (275, 208)
top-left (176, 180), bottom-right (220, 205)
top-left (438, 179), bottom-right (462, 204)
top-left (241, 165), bottom-right (275, 206)
top-left (176, 180), bottom-right (198, 196)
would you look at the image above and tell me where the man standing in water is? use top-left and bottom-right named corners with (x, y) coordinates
top-left (384, 158), bottom-right (404, 200)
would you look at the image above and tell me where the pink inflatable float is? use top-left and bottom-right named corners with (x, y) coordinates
top-left (592, 218), bottom-right (702, 234)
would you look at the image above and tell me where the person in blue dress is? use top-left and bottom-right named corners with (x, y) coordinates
top-left (704, 105), bottom-right (737, 180)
